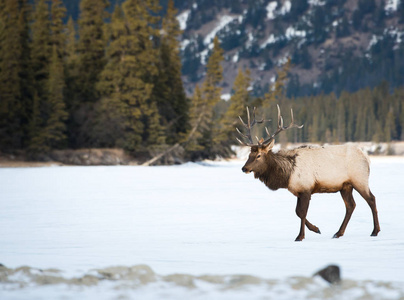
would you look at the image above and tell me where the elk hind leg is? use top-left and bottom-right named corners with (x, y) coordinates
top-left (354, 186), bottom-right (380, 237)
top-left (295, 193), bottom-right (311, 241)
top-left (334, 183), bottom-right (356, 238)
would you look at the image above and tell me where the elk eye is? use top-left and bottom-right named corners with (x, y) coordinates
top-left (257, 154), bottom-right (261, 159)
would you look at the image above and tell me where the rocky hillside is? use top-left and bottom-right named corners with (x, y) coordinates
top-left (61, 0), bottom-right (404, 98)
top-left (176, 0), bottom-right (404, 97)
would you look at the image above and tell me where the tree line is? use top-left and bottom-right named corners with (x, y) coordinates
top-left (0, 0), bottom-right (189, 157)
top-left (258, 81), bottom-right (404, 146)
top-left (0, 0), bottom-right (403, 162)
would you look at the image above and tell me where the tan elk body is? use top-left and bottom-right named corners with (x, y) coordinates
top-left (238, 106), bottom-right (380, 241)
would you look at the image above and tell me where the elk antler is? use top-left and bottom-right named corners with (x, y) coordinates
top-left (236, 107), bottom-right (269, 146)
top-left (236, 105), bottom-right (303, 147)
top-left (261, 104), bottom-right (303, 145)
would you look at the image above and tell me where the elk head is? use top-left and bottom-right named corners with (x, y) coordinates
top-left (237, 105), bottom-right (303, 174)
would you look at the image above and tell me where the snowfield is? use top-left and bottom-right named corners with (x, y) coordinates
top-left (1, 156), bottom-right (404, 299)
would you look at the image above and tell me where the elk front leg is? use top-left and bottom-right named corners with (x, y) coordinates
top-left (295, 193), bottom-right (311, 241)
top-left (305, 219), bottom-right (321, 234)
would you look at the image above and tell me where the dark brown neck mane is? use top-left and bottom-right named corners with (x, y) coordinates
top-left (254, 151), bottom-right (297, 191)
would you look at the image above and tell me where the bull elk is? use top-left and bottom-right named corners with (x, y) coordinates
top-left (237, 105), bottom-right (380, 241)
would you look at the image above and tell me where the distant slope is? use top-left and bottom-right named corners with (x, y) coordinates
top-left (61, 0), bottom-right (404, 97)
top-left (177, 0), bottom-right (404, 97)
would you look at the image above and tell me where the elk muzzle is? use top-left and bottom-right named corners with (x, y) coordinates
top-left (242, 165), bottom-right (251, 174)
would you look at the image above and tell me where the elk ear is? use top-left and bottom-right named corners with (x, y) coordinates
top-left (262, 139), bottom-right (275, 154)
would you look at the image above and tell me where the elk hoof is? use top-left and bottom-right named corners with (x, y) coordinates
top-left (316, 228), bottom-right (321, 234)
top-left (332, 233), bottom-right (341, 239)
top-left (295, 236), bottom-right (304, 242)
top-left (370, 232), bottom-right (379, 237)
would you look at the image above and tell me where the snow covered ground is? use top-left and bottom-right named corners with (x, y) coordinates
top-left (1, 156), bottom-right (404, 299)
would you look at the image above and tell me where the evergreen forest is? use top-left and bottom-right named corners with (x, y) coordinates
top-left (0, 0), bottom-right (403, 162)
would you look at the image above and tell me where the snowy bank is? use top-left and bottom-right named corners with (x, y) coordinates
top-left (1, 142), bottom-right (404, 168)
top-left (1, 264), bottom-right (404, 300)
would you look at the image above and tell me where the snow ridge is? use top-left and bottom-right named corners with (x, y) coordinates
top-left (177, 10), bottom-right (190, 30)
top-left (204, 15), bottom-right (236, 45)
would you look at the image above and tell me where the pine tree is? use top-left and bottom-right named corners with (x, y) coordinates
top-left (189, 36), bottom-right (224, 158)
top-left (29, 0), bottom-right (51, 151)
top-left (262, 58), bottom-right (293, 144)
top-left (346, 95), bottom-right (356, 141)
top-left (43, 45), bottom-right (68, 149)
top-left (336, 97), bottom-right (346, 142)
top-left (226, 68), bottom-right (252, 126)
top-left (64, 16), bottom-right (82, 147)
top-left (184, 84), bottom-right (206, 152)
top-left (354, 102), bottom-right (366, 141)
top-left (0, 0), bottom-right (23, 149)
top-left (126, 0), bottom-right (164, 147)
top-left (95, 4), bottom-right (133, 148)
top-left (360, 88), bottom-right (374, 141)
top-left (64, 16), bottom-right (79, 109)
top-left (384, 108), bottom-right (396, 142)
top-left (96, 2), bottom-right (164, 150)
top-left (50, 0), bottom-right (66, 56)
top-left (48, 0), bottom-right (68, 149)
top-left (372, 121), bottom-right (383, 142)
top-left (29, 1), bottom-right (68, 152)
top-left (147, 101), bottom-right (166, 146)
top-left (220, 68), bottom-right (252, 146)
top-left (264, 57), bottom-right (291, 104)
top-left (153, 0), bottom-right (188, 144)
top-left (31, 0), bottom-right (51, 95)
top-left (0, 0), bottom-right (4, 20)
top-left (204, 37), bottom-right (224, 112)
top-left (65, 17), bottom-right (77, 67)
top-left (203, 36), bottom-right (224, 108)
top-left (309, 114), bottom-right (319, 143)
top-left (18, 0), bottom-right (34, 148)
top-left (77, 0), bottom-right (108, 103)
